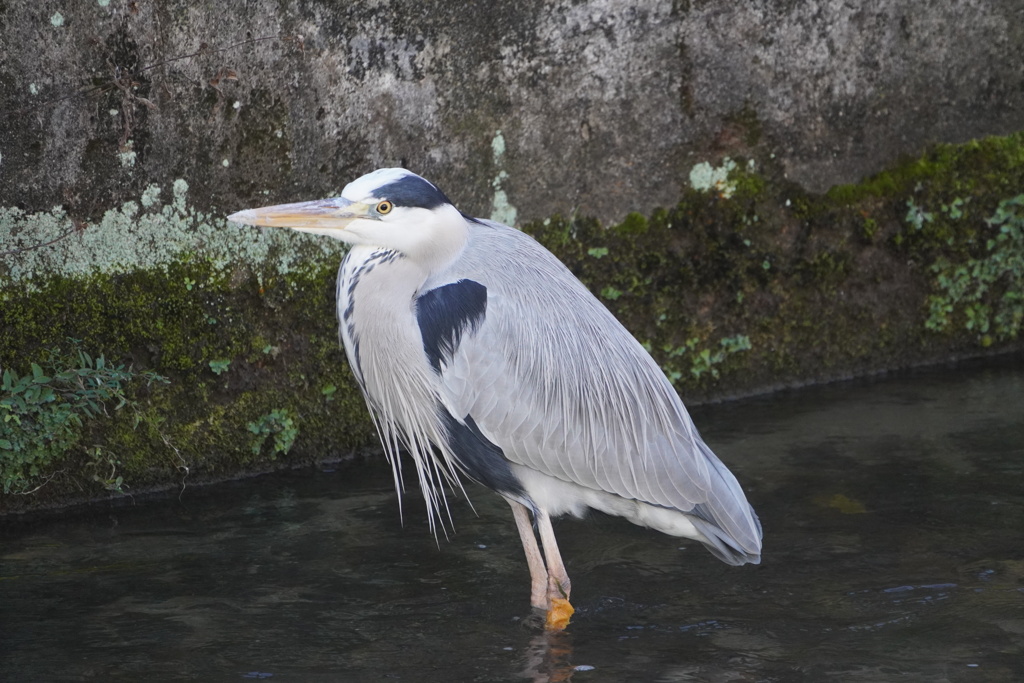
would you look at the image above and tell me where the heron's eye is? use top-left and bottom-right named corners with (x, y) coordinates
top-left (376, 200), bottom-right (393, 215)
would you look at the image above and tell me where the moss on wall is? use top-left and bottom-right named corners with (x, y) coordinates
top-left (525, 131), bottom-right (1024, 399)
top-left (0, 181), bottom-right (373, 513)
top-left (1, 131), bottom-right (1022, 515)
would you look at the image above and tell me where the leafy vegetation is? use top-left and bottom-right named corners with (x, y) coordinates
top-left (926, 195), bottom-right (1024, 343)
top-left (661, 335), bottom-right (753, 385)
top-left (0, 344), bottom-right (168, 494)
top-left (248, 408), bottom-right (299, 457)
top-left (209, 358), bottom-right (232, 375)
top-left (3, 130), bottom-right (1023, 514)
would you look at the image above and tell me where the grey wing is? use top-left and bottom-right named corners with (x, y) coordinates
top-left (429, 222), bottom-right (762, 560)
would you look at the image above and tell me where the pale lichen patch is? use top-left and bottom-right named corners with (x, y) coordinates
top-left (489, 130), bottom-right (518, 226)
top-left (0, 180), bottom-right (346, 290)
top-left (690, 158), bottom-right (742, 199)
top-left (118, 141), bottom-right (137, 168)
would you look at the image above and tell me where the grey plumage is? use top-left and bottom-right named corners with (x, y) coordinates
top-left (410, 216), bottom-right (760, 562)
top-left (228, 168), bottom-right (762, 623)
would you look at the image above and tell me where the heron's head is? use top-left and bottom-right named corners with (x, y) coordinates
top-left (227, 168), bottom-right (467, 264)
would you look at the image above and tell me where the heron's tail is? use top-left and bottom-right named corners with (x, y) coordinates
top-left (690, 511), bottom-right (762, 565)
top-left (688, 437), bottom-right (763, 566)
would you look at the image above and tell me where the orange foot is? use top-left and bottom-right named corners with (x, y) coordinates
top-left (544, 598), bottom-right (575, 631)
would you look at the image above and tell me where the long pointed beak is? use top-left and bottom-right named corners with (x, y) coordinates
top-left (226, 197), bottom-right (369, 233)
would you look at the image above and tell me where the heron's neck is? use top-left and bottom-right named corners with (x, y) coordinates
top-left (341, 245), bottom-right (428, 302)
top-left (337, 245), bottom-right (448, 458)
top-left (413, 208), bottom-right (471, 276)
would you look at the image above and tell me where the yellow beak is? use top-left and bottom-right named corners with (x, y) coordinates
top-left (226, 198), bottom-right (370, 233)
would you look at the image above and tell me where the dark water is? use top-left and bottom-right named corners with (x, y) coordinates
top-left (2, 359), bottom-right (1023, 682)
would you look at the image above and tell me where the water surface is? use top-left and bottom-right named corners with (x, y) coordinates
top-left (2, 358), bottom-right (1023, 681)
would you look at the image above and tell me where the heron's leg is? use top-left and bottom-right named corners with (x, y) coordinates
top-left (535, 509), bottom-right (571, 603)
top-left (508, 499), bottom-right (549, 609)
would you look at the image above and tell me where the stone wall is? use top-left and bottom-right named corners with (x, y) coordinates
top-left (2, 0), bottom-right (1021, 224)
top-left (2, 1), bottom-right (1023, 512)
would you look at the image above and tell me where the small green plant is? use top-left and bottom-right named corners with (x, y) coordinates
top-left (600, 286), bottom-right (622, 300)
top-left (926, 195), bottom-right (1024, 342)
top-left (905, 199), bottom-right (935, 230)
top-left (941, 197), bottom-right (967, 219)
top-left (86, 447), bottom-right (126, 493)
top-left (587, 247), bottom-right (609, 258)
top-left (321, 384), bottom-right (337, 402)
top-left (0, 344), bottom-right (168, 494)
top-left (861, 217), bottom-right (879, 241)
top-left (663, 334), bottom-right (752, 384)
top-left (209, 358), bottom-right (231, 375)
top-left (248, 409), bottom-right (298, 457)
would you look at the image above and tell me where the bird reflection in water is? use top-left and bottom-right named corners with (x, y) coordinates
top-left (519, 627), bottom-right (577, 682)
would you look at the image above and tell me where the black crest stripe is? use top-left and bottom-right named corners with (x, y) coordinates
top-left (376, 175), bottom-right (453, 210)
top-left (416, 279), bottom-right (487, 372)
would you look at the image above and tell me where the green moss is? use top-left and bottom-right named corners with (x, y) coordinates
top-left (615, 212), bottom-right (649, 235)
top-left (0, 181), bottom-right (370, 511)
top-left (0, 252), bottom-right (374, 508)
top-left (4, 131), bottom-right (1024, 513)
top-left (525, 130), bottom-right (1024, 401)
top-left (827, 131), bottom-right (1024, 207)
top-left (729, 162), bottom-right (767, 200)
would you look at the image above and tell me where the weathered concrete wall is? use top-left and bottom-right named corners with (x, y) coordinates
top-left (1, 0), bottom-right (1021, 224)
top-left (2, 1), bottom-right (1024, 514)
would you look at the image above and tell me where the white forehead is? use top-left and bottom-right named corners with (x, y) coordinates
top-left (341, 168), bottom-right (413, 201)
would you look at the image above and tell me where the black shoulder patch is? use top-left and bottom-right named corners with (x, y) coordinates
top-left (376, 174), bottom-right (454, 210)
top-left (442, 412), bottom-right (524, 497)
top-left (416, 279), bottom-right (487, 372)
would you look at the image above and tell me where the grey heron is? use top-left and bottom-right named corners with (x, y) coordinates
top-left (228, 168), bottom-right (762, 630)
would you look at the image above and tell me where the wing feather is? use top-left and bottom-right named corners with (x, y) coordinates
top-left (425, 219), bottom-right (761, 556)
